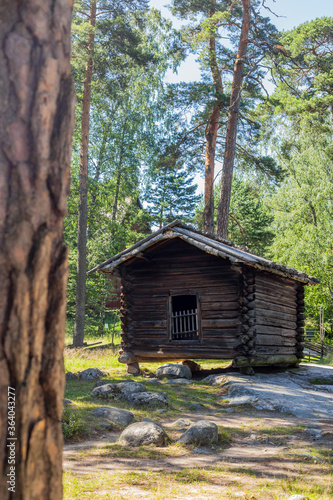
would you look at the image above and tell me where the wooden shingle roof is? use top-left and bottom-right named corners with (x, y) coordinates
top-left (88, 220), bottom-right (319, 285)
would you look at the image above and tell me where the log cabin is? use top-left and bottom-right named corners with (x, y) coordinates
top-left (89, 221), bottom-right (319, 374)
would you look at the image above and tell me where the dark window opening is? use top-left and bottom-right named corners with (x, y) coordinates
top-left (171, 294), bottom-right (199, 340)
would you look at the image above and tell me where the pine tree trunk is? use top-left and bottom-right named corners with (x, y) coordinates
top-left (73, 1), bottom-right (97, 347)
top-left (0, 1), bottom-right (75, 498)
top-left (216, 0), bottom-right (250, 238)
top-left (204, 0), bottom-right (224, 233)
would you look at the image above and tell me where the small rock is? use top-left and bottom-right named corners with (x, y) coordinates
top-left (156, 363), bottom-right (192, 380)
top-left (118, 421), bottom-right (170, 447)
top-left (95, 379), bottom-right (119, 387)
top-left (172, 419), bottom-right (192, 428)
top-left (166, 378), bottom-right (193, 385)
top-left (127, 362), bottom-right (140, 375)
top-left (287, 495), bottom-right (306, 500)
top-left (65, 372), bottom-right (78, 381)
top-left (142, 417), bottom-right (156, 424)
top-left (90, 407), bottom-right (134, 428)
top-left (305, 428), bottom-right (323, 439)
top-left (127, 391), bottom-right (168, 408)
top-left (201, 374), bottom-right (226, 386)
top-left (189, 403), bottom-right (204, 411)
top-left (79, 368), bottom-right (104, 381)
top-left (156, 408), bottom-right (167, 414)
top-left (250, 434), bottom-right (258, 441)
top-left (63, 398), bottom-right (74, 407)
top-left (91, 382), bottom-right (146, 399)
top-left (118, 351), bottom-right (136, 364)
top-left (146, 378), bottom-right (161, 384)
top-left (178, 420), bottom-right (218, 447)
top-left (119, 382), bottom-right (147, 398)
top-left (239, 366), bottom-right (255, 375)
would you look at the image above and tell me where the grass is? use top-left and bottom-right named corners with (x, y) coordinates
top-left (63, 348), bottom-right (231, 442)
top-left (63, 460), bottom-right (333, 500)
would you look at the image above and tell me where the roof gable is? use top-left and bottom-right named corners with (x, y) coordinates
top-left (88, 220), bottom-right (319, 285)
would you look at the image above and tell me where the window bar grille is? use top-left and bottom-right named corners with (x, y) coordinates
top-left (172, 309), bottom-right (198, 340)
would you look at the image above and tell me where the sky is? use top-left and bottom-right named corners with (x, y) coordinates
top-left (150, 0), bottom-right (332, 83)
top-left (148, 0), bottom-right (332, 193)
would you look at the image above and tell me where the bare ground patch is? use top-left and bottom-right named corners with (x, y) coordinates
top-left (63, 409), bottom-right (333, 499)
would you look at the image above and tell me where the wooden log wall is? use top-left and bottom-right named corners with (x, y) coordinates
top-left (254, 271), bottom-right (298, 357)
top-left (237, 267), bottom-right (257, 360)
top-left (295, 285), bottom-right (305, 359)
top-left (120, 238), bottom-right (242, 361)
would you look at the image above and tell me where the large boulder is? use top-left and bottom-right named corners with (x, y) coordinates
top-left (177, 420), bottom-right (218, 446)
top-left (156, 363), bottom-right (192, 380)
top-left (118, 421), bottom-right (169, 447)
top-left (79, 368), bottom-right (104, 381)
top-left (91, 382), bottom-right (146, 399)
top-left (126, 391), bottom-right (168, 408)
top-left (90, 407), bottom-right (134, 428)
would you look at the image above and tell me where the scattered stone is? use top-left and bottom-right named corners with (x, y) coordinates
top-left (118, 421), bottom-right (170, 447)
top-left (201, 374), bottom-right (226, 386)
top-left (119, 382), bottom-right (147, 398)
top-left (65, 372), bottom-right (78, 381)
top-left (63, 398), bottom-right (74, 407)
top-left (91, 382), bottom-right (146, 399)
top-left (177, 420), bottom-right (218, 447)
top-left (127, 362), bottom-right (140, 375)
top-left (156, 408), bottom-right (167, 414)
top-left (166, 378), bottom-right (193, 385)
top-left (90, 407), bottom-right (134, 428)
top-left (95, 379), bottom-right (116, 387)
top-left (146, 378), bottom-right (161, 384)
top-left (225, 408), bottom-right (234, 413)
top-left (172, 419), bottom-right (192, 428)
top-left (287, 495), bottom-right (306, 500)
top-left (156, 363), bottom-right (192, 380)
top-left (239, 366), bottom-right (255, 375)
top-left (189, 402), bottom-right (204, 411)
top-left (118, 351), bottom-right (136, 364)
top-left (79, 368), bottom-right (104, 381)
top-left (127, 391), bottom-right (168, 408)
top-left (305, 428), bottom-right (323, 439)
top-left (182, 360), bottom-right (201, 373)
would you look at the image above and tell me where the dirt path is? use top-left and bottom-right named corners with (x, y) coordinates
top-left (63, 409), bottom-right (333, 475)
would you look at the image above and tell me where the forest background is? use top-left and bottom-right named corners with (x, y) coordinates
top-left (65, 0), bottom-right (333, 346)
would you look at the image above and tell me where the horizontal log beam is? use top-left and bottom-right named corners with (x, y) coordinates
top-left (233, 354), bottom-right (298, 367)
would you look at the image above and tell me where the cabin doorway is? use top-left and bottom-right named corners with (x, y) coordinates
top-left (170, 294), bottom-right (199, 341)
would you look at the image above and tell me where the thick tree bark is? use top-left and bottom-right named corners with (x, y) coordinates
top-left (216, 0), bottom-right (250, 238)
top-left (0, 1), bottom-right (75, 499)
top-left (73, 1), bottom-right (97, 347)
top-left (204, 0), bottom-right (224, 234)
